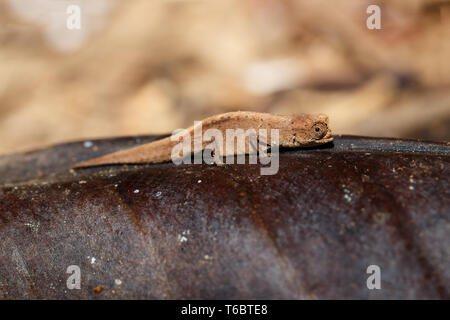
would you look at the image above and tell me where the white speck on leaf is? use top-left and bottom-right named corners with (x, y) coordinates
top-left (24, 221), bottom-right (40, 233)
top-left (343, 188), bottom-right (352, 202)
top-left (83, 141), bottom-right (94, 148)
top-left (115, 279), bottom-right (122, 286)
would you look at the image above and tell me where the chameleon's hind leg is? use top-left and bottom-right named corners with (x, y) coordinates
top-left (202, 136), bottom-right (224, 165)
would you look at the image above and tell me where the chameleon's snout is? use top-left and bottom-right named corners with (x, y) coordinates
top-left (323, 128), bottom-right (333, 142)
top-left (322, 122), bottom-right (333, 144)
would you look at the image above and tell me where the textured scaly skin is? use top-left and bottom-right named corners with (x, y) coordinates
top-left (74, 111), bottom-right (332, 167)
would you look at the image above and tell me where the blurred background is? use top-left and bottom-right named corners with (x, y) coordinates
top-left (0, 0), bottom-right (449, 154)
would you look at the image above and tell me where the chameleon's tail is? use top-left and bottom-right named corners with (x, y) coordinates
top-left (73, 137), bottom-right (173, 168)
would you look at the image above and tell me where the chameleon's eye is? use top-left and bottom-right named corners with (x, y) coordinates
top-left (311, 122), bottom-right (327, 139)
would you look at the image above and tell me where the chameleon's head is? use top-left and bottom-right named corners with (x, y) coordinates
top-left (280, 113), bottom-right (333, 147)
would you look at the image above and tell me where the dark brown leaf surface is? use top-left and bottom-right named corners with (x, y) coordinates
top-left (0, 135), bottom-right (449, 299)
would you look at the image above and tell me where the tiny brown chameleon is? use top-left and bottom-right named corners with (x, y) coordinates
top-left (74, 111), bottom-right (332, 168)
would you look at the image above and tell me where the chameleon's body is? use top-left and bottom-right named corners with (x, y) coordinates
top-left (74, 111), bottom-right (332, 168)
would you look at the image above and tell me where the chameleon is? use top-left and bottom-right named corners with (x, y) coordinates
top-left (74, 111), bottom-right (332, 168)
